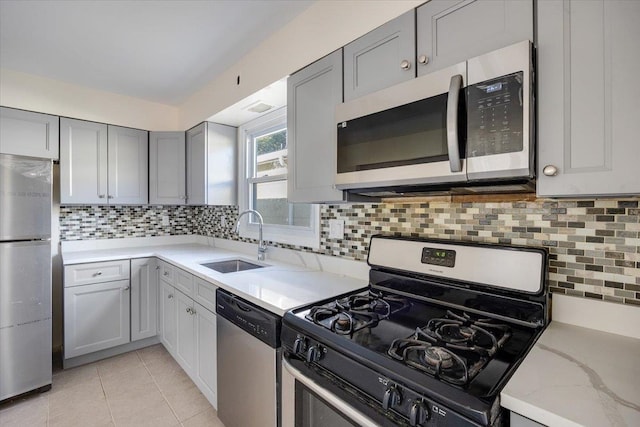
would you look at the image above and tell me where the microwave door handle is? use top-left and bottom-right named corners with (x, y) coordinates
top-left (446, 74), bottom-right (464, 173)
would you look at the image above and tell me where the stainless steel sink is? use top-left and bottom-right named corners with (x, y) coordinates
top-left (200, 259), bottom-right (265, 274)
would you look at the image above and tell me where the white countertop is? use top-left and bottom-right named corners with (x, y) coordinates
top-left (61, 236), bottom-right (368, 316)
top-left (501, 295), bottom-right (640, 426)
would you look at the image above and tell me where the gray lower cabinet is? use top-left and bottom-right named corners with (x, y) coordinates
top-left (130, 258), bottom-right (158, 342)
top-left (159, 279), bottom-right (177, 354)
top-left (343, 10), bottom-right (415, 102)
top-left (537, 0), bottom-right (640, 197)
top-left (64, 279), bottom-right (131, 359)
top-left (157, 261), bottom-right (218, 409)
top-left (60, 118), bottom-right (148, 204)
top-left (149, 131), bottom-right (186, 205)
top-left (186, 122), bottom-right (236, 206)
top-left (0, 107), bottom-right (59, 159)
top-left (287, 50), bottom-right (346, 203)
top-left (416, 0), bottom-right (533, 76)
top-left (175, 289), bottom-right (196, 373)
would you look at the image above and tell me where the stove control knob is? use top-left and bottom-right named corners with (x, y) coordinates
top-left (382, 385), bottom-right (402, 411)
top-left (409, 400), bottom-right (429, 426)
top-left (305, 345), bottom-right (322, 363)
top-left (293, 336), bottom-right (307, 355)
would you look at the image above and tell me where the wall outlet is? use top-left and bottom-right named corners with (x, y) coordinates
top-left (161, 215), bottom-right (170, 226)
top-left (329, 219), bottom-right (345, 239)
top-left (220, 215), bottom-right (227, 227)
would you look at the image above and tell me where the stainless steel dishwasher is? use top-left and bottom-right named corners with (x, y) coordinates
top-left (216, 288), bottom-right (281, 427)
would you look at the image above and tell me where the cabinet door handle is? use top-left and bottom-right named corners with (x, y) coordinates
top-left (543, 165), bottom-right (559, 176)
top-left (98, 194), bottom-right (106, 199)
top-left (418, 55), bottom-right (429, 65)
top-left (163, 271), bottom-right (170, 276)
top-left (107, 195), bottom-right (114, 199)
top-left (155, 266), bottom-right (160, 270)
top-left (123, 286), bottom-right (130, 291)
top-left (400, 59), bottom-right (411, 70)
top-left (168, 294), bottom-right (173, 299)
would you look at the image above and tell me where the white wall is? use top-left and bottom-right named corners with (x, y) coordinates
top-left (0, 1), bottom-right (422, 131)
top-left (179, 0), bottom-right (422, 129)
top-left (0, 68), bottom-right (180, 130)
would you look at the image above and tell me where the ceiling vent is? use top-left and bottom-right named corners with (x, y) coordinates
top-left (244, 101), bottom-right (273, 114)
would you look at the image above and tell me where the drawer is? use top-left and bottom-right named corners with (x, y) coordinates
top-left (174, 268), bottom-right (194, 297)
top-left (158, 260), bottom-right (175, 284)
top-left (64, 260), bottom-right (130, 287)
top-left (194, 277), bottom-right (217, 313)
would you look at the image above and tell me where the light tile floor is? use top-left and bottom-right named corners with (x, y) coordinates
top-left (0, 345), bottom-right (225, 427)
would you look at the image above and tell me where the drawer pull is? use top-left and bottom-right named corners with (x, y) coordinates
top-left (168, 294), bottom-right (174, 299)
top-left (93, 271), bottom-right (103, 276)
top-left (123, 286), bottom-right (130, 291)
top-left (163, 271), bottom-right (170, 276)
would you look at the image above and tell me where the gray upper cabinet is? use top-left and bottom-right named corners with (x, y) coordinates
top-left (60, 118), bottom-right (148, 204)
top-left (0, 107), bottom-right (59, 159)
top-left (537, 0), bottom-right (640, 197)
top-left (186, 122), bottom-right (236, 206)
top-left (149, 131), bottom-right (186, 205)
top-left (107, 125), bottom-right (148, 204)
top-left (60, 118), bottom-right (109, 204)
top-left (288, 50), bottom-right (345, 203)
top-left (343, 10), bottom-right (415, 102)
top-left (416, 0), bottom-right (533, 76)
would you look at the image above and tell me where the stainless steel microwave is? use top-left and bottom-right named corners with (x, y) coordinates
top-left (335, 40), bottom-right (534, 196)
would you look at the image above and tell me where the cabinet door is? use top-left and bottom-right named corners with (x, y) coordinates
top-left (0, 107), bottom-right (59, 159)
top-left (194, 303), bottom-right (217, 408)
top-left (64, 280), bottom-right (130, 359)
top-left (107, 125), bottom-right (148, 204)
top-left (159, 280), bottom-right (177, 355)
top-left (205, 123), bottom-right (237, 206)
top-left (186, 123), bottom-right (207, 205)
top-left (149, 131), bottom-right (186, 205)
top-left (537, 0), bottom-right (640, 196)
top-left (60, 118), bottom-right (108, 204)
top-left (343, 10), bottom-right (415, 101)
top-left (416, 0), bottom-right (533, 76)
top-left (288, 50), bottom-right (345, 203)
top-left (175, 290), bottom-right (196, 374)
top-left (130, 258), bottom-right (158, 342)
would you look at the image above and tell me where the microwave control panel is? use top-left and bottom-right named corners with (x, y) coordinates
top-left (467, 71), bottom-right (524, 158)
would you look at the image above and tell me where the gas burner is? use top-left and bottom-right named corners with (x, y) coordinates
top-left (388, 339), bottom-right (470, 385)
top-left (423, 346), bottom-right (455, 369)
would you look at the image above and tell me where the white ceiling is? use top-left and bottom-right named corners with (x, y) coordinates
top-left (0, 0), bottom-right (312, 106)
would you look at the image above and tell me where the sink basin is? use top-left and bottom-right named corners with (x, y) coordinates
top-left (200, 259), bottom-right (265, 274)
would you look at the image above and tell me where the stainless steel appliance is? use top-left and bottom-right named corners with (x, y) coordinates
top-left (216, 288), bottom-right (282, 427)
top-left (0, 153), bottom-right (52, 401)
top-left (282, 235), bottom-right (548, 426)
top-left (335, 40), bottom-right (534, 197)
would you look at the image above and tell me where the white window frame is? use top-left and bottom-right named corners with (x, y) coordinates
top-left (237, 107), bottom-right (320, 249)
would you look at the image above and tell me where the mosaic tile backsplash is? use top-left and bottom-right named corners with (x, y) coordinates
top-left (59, 199), bottom-right (640, 306)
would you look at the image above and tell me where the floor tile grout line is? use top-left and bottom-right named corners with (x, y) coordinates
top-left (97, 363), bottom-right (118, 427)
top-left (137, 348), bottom-right (185, 426)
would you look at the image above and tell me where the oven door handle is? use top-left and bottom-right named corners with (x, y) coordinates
top-left (283, 359), bottom-right (379, 426)
top-left (446, 74), bottom-right (464, 173)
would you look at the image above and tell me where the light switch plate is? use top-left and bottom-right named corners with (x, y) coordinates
top-left (162, 215), bottom-right (170, 226)
top-left (329, 219), bottom-right (345, 239)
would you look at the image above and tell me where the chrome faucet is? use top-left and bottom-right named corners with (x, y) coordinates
top-left (235, 209), bottom-right (267, 261)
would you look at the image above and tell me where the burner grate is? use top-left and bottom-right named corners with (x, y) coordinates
top-left (388, 310), bottom-right (511, 386)
top-left (305, 290), bottom-right (410, 335)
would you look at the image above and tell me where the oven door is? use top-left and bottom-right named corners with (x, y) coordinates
top-left (335, 62), bottom-right (467, 191)
top-left (282, 359), bottom-right (378, 427)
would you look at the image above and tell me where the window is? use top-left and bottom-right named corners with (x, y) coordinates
top-left (238, 107), bottom-right (319, 248)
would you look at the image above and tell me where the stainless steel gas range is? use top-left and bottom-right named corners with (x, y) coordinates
top-left (282, 235), bottom-right (548, 426)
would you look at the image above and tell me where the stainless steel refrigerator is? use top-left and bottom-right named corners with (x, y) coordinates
top-left (0, 153), bottom-right (52, 401)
